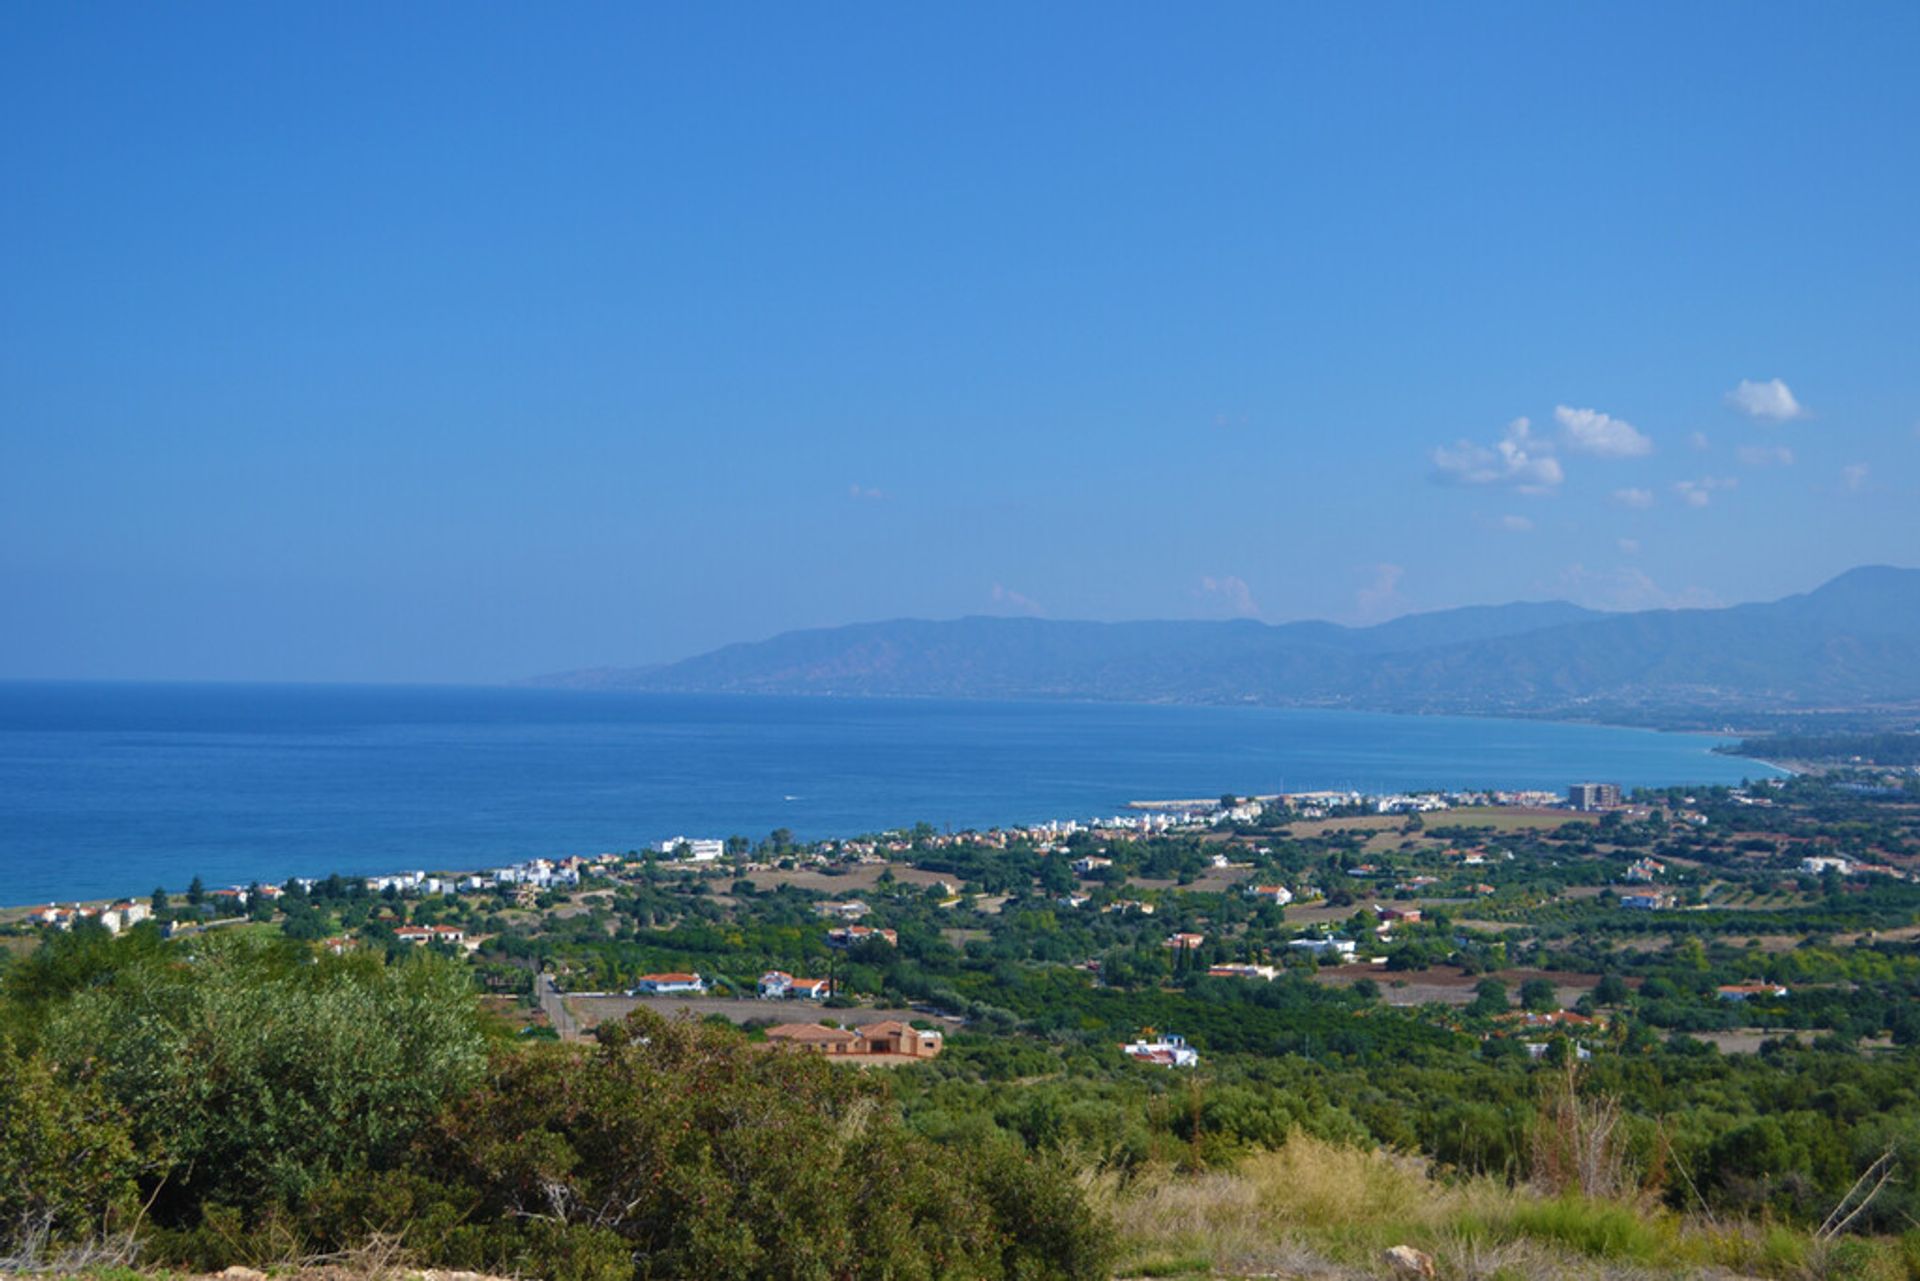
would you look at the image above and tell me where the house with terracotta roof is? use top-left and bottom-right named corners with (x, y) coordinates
top-left (826, 924), bottom-right (897, 948)
top-left (758, 971), bottom-right (830, 999)
top-left (763, 1021), bottom-right (944, 1059)
top-left (1244, 884), bottom-right (1294, 905)
top-left (854, 1020), bottom-right (943, 1058)
top-left (765, 1023), bottom-right (861, 1054)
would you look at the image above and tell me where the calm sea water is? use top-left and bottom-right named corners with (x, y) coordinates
top-left (0, 683), bottom-right (1777, 906)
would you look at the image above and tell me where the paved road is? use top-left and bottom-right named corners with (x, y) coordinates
top-left (536, 972), bottom-right (585, 1041)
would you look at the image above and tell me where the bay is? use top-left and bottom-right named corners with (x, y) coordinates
top-left (0, 681), bottom-right (1778, 906)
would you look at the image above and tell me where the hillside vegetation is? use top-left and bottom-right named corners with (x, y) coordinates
top-left (12, 774), bottom-right (1920, 1278)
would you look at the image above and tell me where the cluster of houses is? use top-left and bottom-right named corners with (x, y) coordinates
top-left (26, 899), bottom-right (151, 934)
top-left (367, 857), bottom-right (594, 896)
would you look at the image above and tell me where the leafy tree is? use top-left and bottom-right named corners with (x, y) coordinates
top-left (1594, 974), bottom-right (1631, 1006)
top-left (1519, 978), bottom-right (1558, 1011)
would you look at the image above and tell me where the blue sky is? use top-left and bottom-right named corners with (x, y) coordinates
top-left (3, 4), bottom-right (1917, 682)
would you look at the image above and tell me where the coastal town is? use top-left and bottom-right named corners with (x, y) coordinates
top-left (10, 771), bottom-right (1920, 1076)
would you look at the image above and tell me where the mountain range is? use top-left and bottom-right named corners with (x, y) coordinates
top-left (534, 566), bottom-right (1920, 727)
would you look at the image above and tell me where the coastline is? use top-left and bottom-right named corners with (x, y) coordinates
top-left (0, 684), bottom-right (1786, 911)
top-left (0, 781), bottom-right (1766, 917)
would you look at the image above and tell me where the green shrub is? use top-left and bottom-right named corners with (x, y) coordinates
top-left (1507, 1195), bottom-right (1664, 1261)
top-left (42, 934), bottom-right (489, 1221)
top-left (426, 1010), bottom-right (1113, 1279)
top-left (0, 1044), bottom-right (142, 1254)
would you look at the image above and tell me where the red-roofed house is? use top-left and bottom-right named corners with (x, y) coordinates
top-left (765, 1023), bottom-right (861, 1055)
top-left (826, 925), bottom-right (897, 948)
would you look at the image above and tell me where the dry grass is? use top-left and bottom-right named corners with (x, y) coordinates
top-left (1098, 1132), bottom-right (1912, 1280)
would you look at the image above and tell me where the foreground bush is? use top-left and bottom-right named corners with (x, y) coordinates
top-left (397, 1010), bottom-right (1113, 1280)
top-left (42, 932), bottom-right (489, 1221)
top-left (0, 1044), bottom-right (142, 1256)
top-left (3, 923), bottom-right (1111, 1278)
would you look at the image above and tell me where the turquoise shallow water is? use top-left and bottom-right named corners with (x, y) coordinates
top-left (0, 682), bottom-right (1777, 905)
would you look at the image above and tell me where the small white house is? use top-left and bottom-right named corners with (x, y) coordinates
top-left (656, 838), bottom-right (725, 862)
top-left (1122, 1033), bottom-right (1199, 1068)
top-left (1287, 936), bottom-right (1357, 960)
top-left (630, 972), bottom-right (707, 995)
top-left (758, 971), bottom-right (831, 1000)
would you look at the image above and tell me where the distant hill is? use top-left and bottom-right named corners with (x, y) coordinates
top-left (533, 566), bottom-right (1920, 725)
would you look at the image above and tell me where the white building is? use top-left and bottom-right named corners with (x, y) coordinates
top-left (1121, 1033), bottom-right (1200, 1068)
top-left (1208, 962), bottom-right (1280, 981)
top-left (1287, 936), bottom-right (1358, 960)
top-left (656, 837), bottom-right (726, 862)
top-left (758, 971), bottom-right (831, 1000)
top-left (630, 972), bottom-right (707, 995)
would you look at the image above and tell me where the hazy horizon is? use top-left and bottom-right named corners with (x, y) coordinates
top-left (5, 6), bottom-right (1917, 683)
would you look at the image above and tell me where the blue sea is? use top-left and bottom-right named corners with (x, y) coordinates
top-left (0, 683), bottom-right (1779, 906)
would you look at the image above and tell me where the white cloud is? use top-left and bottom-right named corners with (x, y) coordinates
top-left (1736, 444), bottom-right (1795, 467)
top-left (1552, 564), bottom-right (1721, 612)
top-left (990, 583), bottom-right (1044, 615)
top-left (1611, 487), bottom-right (1655, 510)
top-left (1430, 417), bottom-right (1564, 492)
top-left (1556, 405), bottom-right (1653, 458)
top-left (1354, 563), bottom-right (1405, 620)
top-left (1616, 538), bottom-right (1641, 555)
top-left (1726, 378), bottom-right (1805, 421)
top-left (1842, 463), bottom-right (1870, 491)
top-left (848, 483), bottom-right (885, 501)
top-left (1689, 431), bottom-right (1711, 451)
top-left (1674, 476), bottom-right (1737, 508)
top-left (1196, 574), bottom-right (1260, 618)
top-left (1497, 514), bottom-right (1534, 533)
